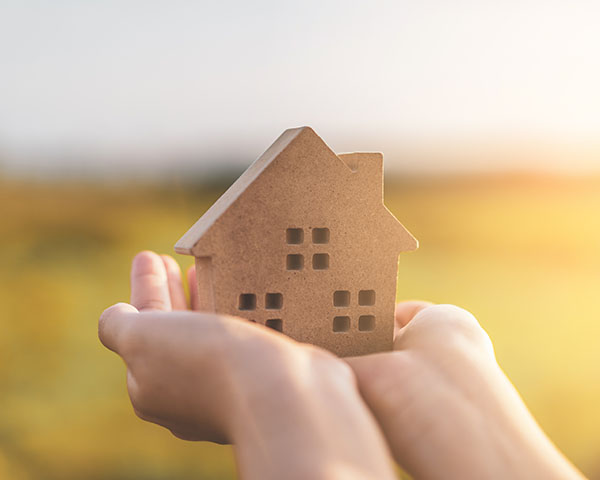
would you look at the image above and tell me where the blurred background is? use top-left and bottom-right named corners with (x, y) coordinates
top-left (1, 1), bottom-right (599, 478)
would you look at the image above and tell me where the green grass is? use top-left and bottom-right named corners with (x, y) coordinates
top-left (1, 175), bottom-right (599, 479)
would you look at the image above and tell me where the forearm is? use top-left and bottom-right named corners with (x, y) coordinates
top-left (229, 356), bottom-right (396, 480)
top-left (352, 351), bottom-right (583, 480)
top-left (481, 367), bottom-right (585, 480)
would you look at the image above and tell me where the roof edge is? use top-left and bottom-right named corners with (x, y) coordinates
top-left (174, 127), bottom-right (311, 256)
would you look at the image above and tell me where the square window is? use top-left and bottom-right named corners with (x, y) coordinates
top-left (333, 316), bottom-right (350, 332)
top-left (286, 228), bottom-right (303, 244)
top-left (265, 293), bottom-right (283, 309)
top-left (286, 254), bottom-right (304, 270)
top-left (312, 253), bottom-right (329, 270)
top-left (266, 318), bottom-right (283, 332)
top-left (358, 315), bottom-right (376, 331)
top-left (312, 228), bottom-right (330, 244)
top-left (333, 290), bottom-right (350, 307)
top-left (358, 290), bottom-right (376, 306)
top-left (238, 293), bottom-right (256, 310)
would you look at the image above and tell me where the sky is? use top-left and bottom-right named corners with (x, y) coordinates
top-left (1, 0), bottom-right (599, 176)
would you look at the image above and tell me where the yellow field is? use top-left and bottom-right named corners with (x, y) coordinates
top-left (1, 175), bottom-right (599, 479)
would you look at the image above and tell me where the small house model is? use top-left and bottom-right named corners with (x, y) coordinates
top-left (175, 127), bottom-right (417, 357)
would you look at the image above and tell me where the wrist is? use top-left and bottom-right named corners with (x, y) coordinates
top-left (228, 346), bottom-right (395, 479)
top-left (228, 347), bottom-right (356, 445)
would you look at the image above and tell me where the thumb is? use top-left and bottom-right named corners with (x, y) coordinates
top-left (98, 302), bottom-right (139, 354)
top-left (394, 301), bottom-right (433, 341)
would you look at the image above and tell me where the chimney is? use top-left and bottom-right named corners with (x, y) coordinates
top-left (338, 152), bottom-right (383, 200)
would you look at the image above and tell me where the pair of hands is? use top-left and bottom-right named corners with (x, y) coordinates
top-left (99, 251), bottom-right (583, 479)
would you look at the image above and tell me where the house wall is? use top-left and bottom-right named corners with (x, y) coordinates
top-left (190, 131), bottom-right (403, 356)
top-left (194, 256), bottom-right (215, 312)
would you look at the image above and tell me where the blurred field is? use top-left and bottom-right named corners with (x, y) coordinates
top-left (1, 174), bottom-right (599, 479)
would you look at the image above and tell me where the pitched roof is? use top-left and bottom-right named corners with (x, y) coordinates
top-left (175, 127), bottom-right (417, 255)
top-left (175, 127), bottom-right (306, 254)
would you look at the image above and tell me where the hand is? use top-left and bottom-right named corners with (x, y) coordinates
top-left (346, 302), bottom-right (585, 480)
top-left (99, 251), bottom-right (396, 480)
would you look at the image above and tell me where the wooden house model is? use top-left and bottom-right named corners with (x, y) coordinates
top-left (175, 127), bottom-right (417, 357)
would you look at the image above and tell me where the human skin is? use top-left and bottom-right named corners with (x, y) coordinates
top-left (346, 302), bottom-right (585, 480)
top-left (99, 251), bottom-right (396, 480)
top-left (99, 251), bottom-right (585, 480)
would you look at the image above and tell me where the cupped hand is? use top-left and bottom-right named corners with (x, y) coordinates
top-left (346, 302), bottom-right (584, 480)
top-left (99, 251), bottom-right (396, 480)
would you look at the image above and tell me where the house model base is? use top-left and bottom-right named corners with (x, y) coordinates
top-left (175, 127), bottom-right (417, 357)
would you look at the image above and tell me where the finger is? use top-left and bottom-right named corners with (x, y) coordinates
top-left (344, 351), bottom-right (413, 409)
top-left (187, 265), bottom-right (200, 311)
top-left (394, 301), bottom-right (433, 329)
top-left (396, 304), bottom-right (496, 358)
top-left (98, 302), bottom-right (139, 354)
top-left (343, 354), bottom-right (382, 379)
top-left (161, 255), bottom-right (187, 310)
top-left (130, 251), bottom-right (172, 311)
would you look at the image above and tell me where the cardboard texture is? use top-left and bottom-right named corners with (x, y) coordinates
top-left (175, 127), bottom-right (418, 357)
